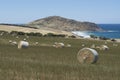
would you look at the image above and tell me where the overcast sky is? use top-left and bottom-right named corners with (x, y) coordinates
top-left (0, 0), bottom-right (120, 24)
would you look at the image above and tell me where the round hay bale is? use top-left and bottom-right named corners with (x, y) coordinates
top-left (35, 42), bottom-right (39, 45)
top-left (9, 40), bottom-right (12, 43)
top-left (18, 41), bottom-right (29, 49)
top-left (101, 45), bottom-right (109, 50)
top-left (12, 41), bottom-right (17, 45)
top-left (54, 42), bottom-right (65, 48)
top-left (77, 48), bottom-right (98, 64)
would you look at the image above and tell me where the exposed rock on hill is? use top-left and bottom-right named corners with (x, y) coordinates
top-left (28, 16), bottom-right (102, 31)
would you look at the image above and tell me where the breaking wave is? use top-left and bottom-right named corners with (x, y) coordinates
top-left (72, 31), bottom-right (91, 38)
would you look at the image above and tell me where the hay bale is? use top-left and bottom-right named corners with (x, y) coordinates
top-left (113, 43), bottom-right (118, 47)
top-left (18, 41), bottom-right (29, 49)
top-left (26, 36), bottom-right (29, 38)
top-left (82, 44), bottom-right (85, 47)
top-left (59, 43), bottom-right (64, 47)
top-left (9, 40), bottom-right (12, 43)
top-left (23, 38), bottom-right (27, 41)
top-left (101, 45), bottom-right (109, 50)
top-left (91, 44), bottom-right (95, 48)
top-left (66, 44), bottom-right (71, 47)
top-left (9, 40), bottom-right (17, 45)
top-left (77, 48), bottom-right (98, 64)
top-left (54, 42), bottom-right (65, 48)
top-left (105, 41), bottom-right (107, 44)
top-left (34, 42), bottom-right (39, 45)
top-left (12, 41), bottom-right (17, 45)
top-left (16, 36), bottom-right (19, 39)
top-left (0, 32), bottom-right (4, 36)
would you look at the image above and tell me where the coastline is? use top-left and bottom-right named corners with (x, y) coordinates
top-left (72, 31), bottom-right (120, 43)
top-left (115, 39), bottom-right (120, 42)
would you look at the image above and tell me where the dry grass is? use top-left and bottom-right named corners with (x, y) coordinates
top-left (0, 34), bottom-right (120, 80)
top-left (0, 25), bottom-right (72, 35)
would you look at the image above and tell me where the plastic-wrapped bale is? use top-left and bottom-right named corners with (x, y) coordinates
top-left (77, 48), bottom-right (98, 64)
top-left (18, 41), bottom-right (29, 49)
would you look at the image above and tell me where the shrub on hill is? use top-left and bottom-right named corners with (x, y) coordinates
top-left (44, 33), bottom-right (66, 37)
top-left (10, 31), bottom-right (43, 37)
top-left (90, 35), bottom-right (98, 39)
top-left (99, 36), bottom-right (110, 40)
top-left (26, 32), bottom-right (43, 37)
top-left (17, 32), bottom-right (25, 35)
top-left (10, 31), bottom-right (19, 35)
top-left (0, 30), bottom-right (9, 36)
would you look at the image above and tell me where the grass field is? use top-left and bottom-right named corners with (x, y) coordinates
top-left (0, 34), bottom-right (120, 80)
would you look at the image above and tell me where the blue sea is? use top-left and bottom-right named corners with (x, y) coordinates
top-left (72, 24), bottom-right (120, 39)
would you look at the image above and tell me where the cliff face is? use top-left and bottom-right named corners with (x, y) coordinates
top-left (27, 16), bottom-right (102, 31)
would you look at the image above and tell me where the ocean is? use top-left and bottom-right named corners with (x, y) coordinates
top-left (72, 24), bottom-right (120, 39)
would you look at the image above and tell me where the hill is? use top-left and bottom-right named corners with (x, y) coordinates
top-left (27, 16), bottom-right (102, 31)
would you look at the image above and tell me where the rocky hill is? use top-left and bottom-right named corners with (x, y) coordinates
top-left (27, 16), bottom-right (102, 31)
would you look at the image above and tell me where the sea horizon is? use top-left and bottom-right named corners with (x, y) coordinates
top-left (72, 24), bottom-right (120, 39)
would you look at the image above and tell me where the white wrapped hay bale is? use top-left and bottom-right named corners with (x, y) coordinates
top-left (66, 44), bottom-right (71, 47)
top-left (77, 48), bottom-right (98, 64)
top-left (9, 40), bottom-right (17, 45)
top-left (54, 42), bottom-right (65, 48)
top-left (12, 41), bottom-right (17, 45)
top-left (9, 40), bottom-right (12, 43)
top-left (35, 42), bottom-right (39, 45)
top-left (101, 45), bottom-right (109, 50)
top-left (18, 41), bottom-right (29, 49)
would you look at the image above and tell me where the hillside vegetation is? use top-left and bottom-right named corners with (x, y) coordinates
top-left (0, 25), bottom-right (72, 36)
